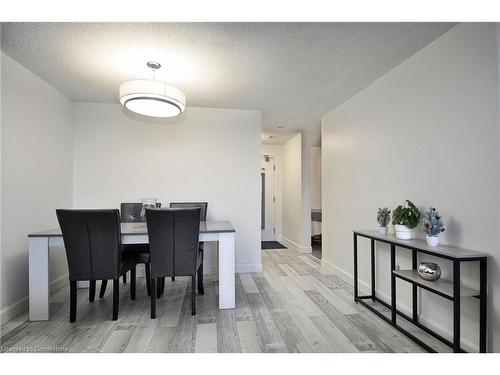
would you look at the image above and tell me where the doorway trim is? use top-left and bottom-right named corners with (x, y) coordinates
top-left (261, 154), bottom-right (279, 241)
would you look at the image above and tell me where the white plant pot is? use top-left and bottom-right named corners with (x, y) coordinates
top-left (394, 224), bottom-right (413, 240)
top-left (426, 235), bottom-right (439, 247)
top-left (379, 226), bottom-right (388, 235)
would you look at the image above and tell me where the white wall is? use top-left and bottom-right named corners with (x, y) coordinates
top-left (1, 52), bottom-right (73, 323)
top-left (278, 133), bottom-right (312, 252)
top-left (300, 133), bottom-right (313, 251)
top-left (72, 103), bottom-right (262, 273)
top-left (321, 23), bottom-right (500, 352)
top-left (311, 146), bottom-right (322, 210)
top-left (262, 140), bottom-right (315, 248)
top-left (281, 134), bottom-right (302, 248)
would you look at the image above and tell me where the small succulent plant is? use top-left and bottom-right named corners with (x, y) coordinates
top-left (377, 208), bottom-right (391, 227)
top-left (392, 200), bottom-right (420, 229)
top-left (423, 207), bottom-right (445, 237)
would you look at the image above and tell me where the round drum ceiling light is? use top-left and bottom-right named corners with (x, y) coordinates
top-left (119, 61), bottom-right (186, 118)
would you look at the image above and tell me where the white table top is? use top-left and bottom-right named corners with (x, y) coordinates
top-left (29, 221), bottom-right (235, 237)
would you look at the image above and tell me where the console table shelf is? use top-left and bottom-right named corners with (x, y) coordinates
top-left (393, 270), bottom-right (479, 300)
top-left (353, 230), bottom-right (487, 353)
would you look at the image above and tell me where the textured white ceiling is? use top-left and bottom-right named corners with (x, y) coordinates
top-left (1, 22), bottom-right (454, 145)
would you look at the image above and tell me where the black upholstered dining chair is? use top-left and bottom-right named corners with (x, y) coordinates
top-left (169, 202), bottom-right (207, 282)
top-left (56, 209), bottom-right (137, 322)
top-left (145, 208), bottom-right (204, 318)
top-left (119, 202), bottom-right (161, 291)
top-left (120, 202), bottom-right (143, 222)
top-left (169, 202), bottom-right (207, 221)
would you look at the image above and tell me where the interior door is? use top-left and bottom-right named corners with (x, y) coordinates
top-left (261, 156), bottom-right (276, 241)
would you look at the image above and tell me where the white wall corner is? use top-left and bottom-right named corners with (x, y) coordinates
top-left (280, 236), bottom-right (312, 254)
top-left (0, 273), bottom-right (68, 325)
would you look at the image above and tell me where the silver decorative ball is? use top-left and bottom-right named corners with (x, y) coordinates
top-left (417, 262), bottom-right (441, 281)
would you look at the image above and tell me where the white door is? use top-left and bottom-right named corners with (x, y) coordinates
top-left (261, 156), bottom-right (276, 241)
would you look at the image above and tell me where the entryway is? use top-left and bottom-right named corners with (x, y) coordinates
top-left (261, 155), bottom-right (276, 241)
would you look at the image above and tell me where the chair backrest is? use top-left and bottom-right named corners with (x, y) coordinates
top-left (56, 209), bottom-right (122, 281)
top-left (146, 208), bottom-right (201, 278)
top-left (169, 202), bottom-right (207, 221)
top-left (120, 202), bottom-right (161, 222)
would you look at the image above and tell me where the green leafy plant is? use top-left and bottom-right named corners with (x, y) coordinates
top-left (377, 208), bottom-right (391, 227)
top-left (423, 207), bottom-right (445, 237)
top-left (392, 200), bottom-right (420, 229)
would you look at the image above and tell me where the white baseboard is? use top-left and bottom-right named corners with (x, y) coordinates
top-left (320, 258), bottom-right (478, 352)
top-left (280, 236), bottom-right (312, 254)
top-left (50, 273), bottom-right (69, 293)
top-left (1, 273), bottom-right (68, 326)
top-left (236, 263), bottom-right (262, 273)
top-left (1, 297), bottom-right (28, 327)
top-left (320, 258), bottom-right (370, 295)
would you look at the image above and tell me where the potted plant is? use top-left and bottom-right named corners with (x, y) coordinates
top-left (423, 207), bottom-right (445, 246)
top-left (377, 208), bottom-right (391, 235)
top-left (392, 200), bottom-right (420, 239)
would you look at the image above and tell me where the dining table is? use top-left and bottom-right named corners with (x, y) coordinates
top-left (27, 221), bottom-right (236, 321)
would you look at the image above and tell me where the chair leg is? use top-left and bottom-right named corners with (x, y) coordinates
top-left (197, 265), bottom-right (204, 295)
top-left (70, 281), bottom-right (77, 323)
top-left (151, 278), bottom-right (156, 319)
top-left (130, 266), bottom-right (136, 300)
top-left (112, 279), bottom-right (119, 321)
top-left (99, 280), bottom-right (108, 298)
top-left (145, 264), bottom-right (151, 296)
top-left (191, 275), bottom-right (196, 315)
top-left (161, 277), bottom-right (165, 295)
top-left (157, 277), bottom-right (162, 298)
top-left (89, 280), bottom-right (96, 302)
top-left (123, 272), bottom-right (127, 284)
top-left (172, 276), bottom-right (175, 281)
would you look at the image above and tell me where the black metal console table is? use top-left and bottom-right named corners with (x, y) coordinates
top-left (353, 230), bottom-right (487, 353)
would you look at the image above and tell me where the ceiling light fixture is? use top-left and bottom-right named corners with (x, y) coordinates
top-left (119, 61), bottom-right (186, 118)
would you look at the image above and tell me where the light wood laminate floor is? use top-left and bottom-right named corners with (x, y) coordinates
top-left (1, 248), bottom-right (450, 353)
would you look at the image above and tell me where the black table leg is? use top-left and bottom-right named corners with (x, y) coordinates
top-left (390, 244), bottom-right (396, 324)
top-left (479, 258), bottom-right (487, 353)
top-left (353, 233), bottom-right (358, 303)
top-left (453, 260), bottom-right (461, 353)
top-left (371, 239), bottom-right (376, 301)
top-left (412, 250), bottom-right (418, 323)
